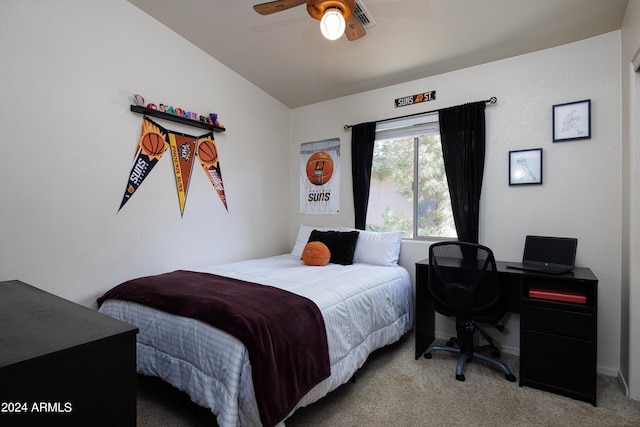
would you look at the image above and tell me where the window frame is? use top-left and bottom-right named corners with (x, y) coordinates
top-left (370, 113), bottom-right (456, 240)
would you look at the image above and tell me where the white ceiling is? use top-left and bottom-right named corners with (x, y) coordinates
top-left (128, 0), bottom-right (629, 109)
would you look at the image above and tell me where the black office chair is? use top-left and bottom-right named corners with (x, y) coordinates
top-left (423, 241), bottom-right (516, 382)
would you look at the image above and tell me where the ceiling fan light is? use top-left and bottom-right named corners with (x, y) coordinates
top-left (320, 7), bottom-right (346, 40)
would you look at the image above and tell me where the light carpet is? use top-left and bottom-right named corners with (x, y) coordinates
top-left (137, 331), bottom-right (640, 426)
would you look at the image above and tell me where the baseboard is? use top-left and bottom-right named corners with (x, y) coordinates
top-left (499, 343), bottom-right (520, 357)
top-left (617, 371), bottom-right (630, 397)
top-left (434, 331), bottom-right (521, 356)
top-left (596, 365), bottom-right (619, 377)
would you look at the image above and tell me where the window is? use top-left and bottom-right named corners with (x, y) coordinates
top-left (365, 114), bottom-right (457, 239)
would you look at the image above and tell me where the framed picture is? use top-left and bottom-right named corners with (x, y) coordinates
top-left (509, 148), bottom-right (542, 186)
top-left (553, 99), bottom-right (591, 142)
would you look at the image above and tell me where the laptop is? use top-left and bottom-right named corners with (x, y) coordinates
top-left (507, 235), bottom-right (578, 274)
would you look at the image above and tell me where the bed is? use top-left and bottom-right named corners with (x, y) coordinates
top-left (97, 226), bottom-right (414, 427)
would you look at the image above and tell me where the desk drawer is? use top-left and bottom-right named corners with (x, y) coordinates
top-left (520, 329), bottom-right (596, 404)
top-left (521, 303), bottom-right (594, 340)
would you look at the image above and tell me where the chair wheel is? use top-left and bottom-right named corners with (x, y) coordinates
top-left (492, 350), bottom-right (500, 358)
top-left (446, 340), bottom-right (455, 347)
top-left (456, 374), bottom-right (465, 381)
top-left (506, 374), bottom-right (517, 382)
top-left (424, 352), bottom-right (432, 359)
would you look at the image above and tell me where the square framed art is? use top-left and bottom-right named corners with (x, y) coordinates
top-left (552, 99), bottom-right (591, 142)
top-left (509, 148), bottom-right (542, 186)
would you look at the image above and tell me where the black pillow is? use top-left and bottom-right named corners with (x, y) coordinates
top-left (308, 230), bottom-right (359, 265)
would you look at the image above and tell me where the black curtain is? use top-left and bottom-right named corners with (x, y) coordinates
top-left (439, 102), bottom-right (486, 244)
top-left (351, 122), bottom-right (376, 230)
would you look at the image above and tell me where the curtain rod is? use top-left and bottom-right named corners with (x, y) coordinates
top-left (343, 96), bottom-right (497, 130)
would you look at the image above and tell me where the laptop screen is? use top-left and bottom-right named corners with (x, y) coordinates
top-left (523, 235), bottom-right (578, 268)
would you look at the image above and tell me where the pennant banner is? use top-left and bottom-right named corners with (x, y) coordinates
top-left (196, 134), bottom-right (228, 211)
top-left (118, 117), bottom-right (228, 215)
top-left (118, 117), bottom-right (169, 212)
top-left (168, 131), bottom-right (197, 217)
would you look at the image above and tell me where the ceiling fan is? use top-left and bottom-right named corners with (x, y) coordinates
top-left (253, 0), bottom-right (366, 41)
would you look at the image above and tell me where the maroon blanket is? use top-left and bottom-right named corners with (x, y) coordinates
top-left (98, 270), bottom-right (330, 427)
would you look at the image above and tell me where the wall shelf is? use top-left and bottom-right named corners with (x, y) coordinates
top-left (130, 105), bottom-right (225, 132)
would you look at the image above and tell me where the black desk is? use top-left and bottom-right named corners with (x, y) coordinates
top-left (415, 260), bottom-right (598, 405)
top-left (0, 280), bottom-right (139, 426)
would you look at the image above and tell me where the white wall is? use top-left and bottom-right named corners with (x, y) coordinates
top-left (291, 32), bottom-right (622, 375)
top-left (0, 1), bottom-right (292, 307)
top-left (620, 0), bottom-right (640, 400)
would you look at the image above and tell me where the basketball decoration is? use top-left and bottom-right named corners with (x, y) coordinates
top-left (302, 241), bottom-right (331, 266)
top-left (197, 139), bottom-right (218, 165)
top-left (306, 151), bottom-right (334, 186)
top-left (140, 132), bottom-right (167, 159)
top-left (118, 114), bottom-right (231, 215)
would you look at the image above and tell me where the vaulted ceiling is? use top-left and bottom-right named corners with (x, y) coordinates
top-left (128, 0), bottom-right (629, 108)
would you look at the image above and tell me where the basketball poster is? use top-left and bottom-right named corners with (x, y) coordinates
top-left (196, 134), bottom-right (228, 211)
top-left (168, 131), bottom-right (197, 217)
top-left (118, 117), bottom-right (169, 212)
top-left (300, 138), bottom-right (340, 214)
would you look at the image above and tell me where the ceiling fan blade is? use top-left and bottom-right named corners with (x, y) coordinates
top-left (345, 14), bottom-right (366, 41)
top-left (253, 0), bottom-right (306, 15)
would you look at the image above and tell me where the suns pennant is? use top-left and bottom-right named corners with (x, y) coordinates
top-left (168, 131), bottom-right (197, 216)
top-left (195, 134), bottom-right (228, 212)
top-left (118, 117), bottom-right (227, 215)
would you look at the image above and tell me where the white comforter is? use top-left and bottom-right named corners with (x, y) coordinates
top-left (98, 254), bottom-right (414, 426)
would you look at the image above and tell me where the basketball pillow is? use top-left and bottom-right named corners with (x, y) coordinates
top-left (302, 241), bottom-right (331, 266)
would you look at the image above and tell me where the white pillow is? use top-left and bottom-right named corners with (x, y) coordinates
top-left (340, 228), bottom-right (403, 266)
top-left (291, 224), bottom-right (337, 257)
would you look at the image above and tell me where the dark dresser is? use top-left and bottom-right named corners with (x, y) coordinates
top-left (0, 280), bottom-right (138, 426)
top-left (516, 267), bottom-right (598, 405)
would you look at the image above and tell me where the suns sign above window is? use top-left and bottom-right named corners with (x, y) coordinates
top-left (394, 90), bottom-right (436, 108)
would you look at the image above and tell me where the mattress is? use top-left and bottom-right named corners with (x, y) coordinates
top-left (98, 254), bottom-right (414, 426)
